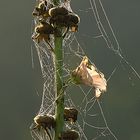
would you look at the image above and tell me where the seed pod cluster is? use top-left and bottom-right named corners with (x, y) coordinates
top-left (49, 7), bottom-right (80, 32)
top-left (32, 0), bottom-right (80, 44)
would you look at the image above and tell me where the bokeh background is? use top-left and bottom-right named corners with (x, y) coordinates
top-left (0, 0), bottom-right (140, 140)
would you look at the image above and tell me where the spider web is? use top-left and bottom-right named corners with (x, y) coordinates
top-left (31, 0), bottom-right (140, 140)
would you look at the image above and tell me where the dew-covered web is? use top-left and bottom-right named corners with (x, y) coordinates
top-left (31, 0), bottom-right (140, 140)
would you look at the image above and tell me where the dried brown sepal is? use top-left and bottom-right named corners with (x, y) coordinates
top-left (32, 0), bottom-right (53, 19)
top-left (32, 0), bottom-right (47, 16)
top-left (49, 6), bottom-right (80, 34)
top-left (60, 130), bottom-right (79, 140)
top-left (64, 108), bottom-right (78, 123)
top-left (32, 21), bottom-right (54, 43)
top-left (33, 115), bottom-right (55, 140)
top-left (53, 13), bottom-right (79, 27)
top-left (34, 114), bottom-right (55, 130)
top-left (66, 13), bottom-right (80, 32)
top-left (50, 15), bottom-right (68, 27)
top-left (67, 13), bottom-right (80, 25)
top-left (50, 13), bottom-right (80, 29)
top-left (32, 33), bottom-right (50, 43)
top-left (49, 7), bottom-right (68, 17)
top-left (71, 56), bottom-right (107, 98)
top-left (36, 21), bottom-right (54, 34)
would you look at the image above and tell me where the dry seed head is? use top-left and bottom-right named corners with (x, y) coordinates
top-left (49, 7), bottom-right (68, 17)
top-left (34, 114), bottom-right (55, 129)
top-left (60, 130), bottom-right (79, 140)
top-left (64, 107), bottom-right (78, 123)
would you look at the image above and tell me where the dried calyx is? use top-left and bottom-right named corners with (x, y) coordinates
top-left (32, 20), bottom-right (54, 43)
top-left (49, 6), bottom-right (80, 32)
top-left (64, 107), bottom-right (78, 123)
top-left (33, 114), bottom-right (55, 130)
top-left (32, 0), bottom-right (53, 18)
top-left (60, 130), bottom-right (79, 140)
top-left (32, 0), bottom-right (80, 44)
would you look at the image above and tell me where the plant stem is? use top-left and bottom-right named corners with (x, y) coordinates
top-left (54, 36), bottom-right (64, 140)
top-left (52, 0), bottom-right (64, 139)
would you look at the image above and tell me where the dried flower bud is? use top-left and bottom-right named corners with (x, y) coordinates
top-left (60, 130), bottom-right (79, 140)
top-left (49, 7), bottom-right (68, 17)
top-left (64, 108), bottom-right (78, 123)
top-left (34, 114), bottom-right (55, 129)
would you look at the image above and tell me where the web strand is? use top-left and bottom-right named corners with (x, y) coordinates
top-left (31, 0), bottom-right (139, 140)
top-left (89, 0), bottom-right (140, 80)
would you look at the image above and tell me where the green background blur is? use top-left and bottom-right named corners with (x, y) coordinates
top-left (0, 0), bottom-right (140, 140)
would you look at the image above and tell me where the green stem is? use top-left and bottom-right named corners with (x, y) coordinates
top-left (54, 36), bottom-right (64, 140)
top-left (52, 0), bottom-right (64, 139)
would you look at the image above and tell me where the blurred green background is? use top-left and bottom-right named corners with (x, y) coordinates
top-left (0, 0), bottom-right (140, 140)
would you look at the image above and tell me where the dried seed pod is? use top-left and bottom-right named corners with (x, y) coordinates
top-left (32, 0), bottom-right (47, 16)
top-left (50, 15), bottom-right (67, 27)
top-left (34, 114), bottom-right (55, 130)
top-left (49, 12), bottom-right (80, 28)
top-left (32, 0), bottom-right (53, 19)
top-left (49, 7), bottom-right (68, 17)
top-left (60, 130), bottom-right (79, 140)
top-left (32, 114), bottom-right (55, 140)
top-left (36, 21), bottom-right (54, 34)
top-left (67, 13), bottom-right (80, 24)
top-left (67, 13), bottom-right (80, 32)
top-left (32, 21), bottom-right (54, 43)
top-left (64, 108), bottom-right (78, 123)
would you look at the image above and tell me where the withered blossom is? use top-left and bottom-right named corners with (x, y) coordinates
top-left (72, 56), bottom-right (107, 98)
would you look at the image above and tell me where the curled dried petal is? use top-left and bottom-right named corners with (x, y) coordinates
top-left (72, 56), bottom-right (107, 98)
